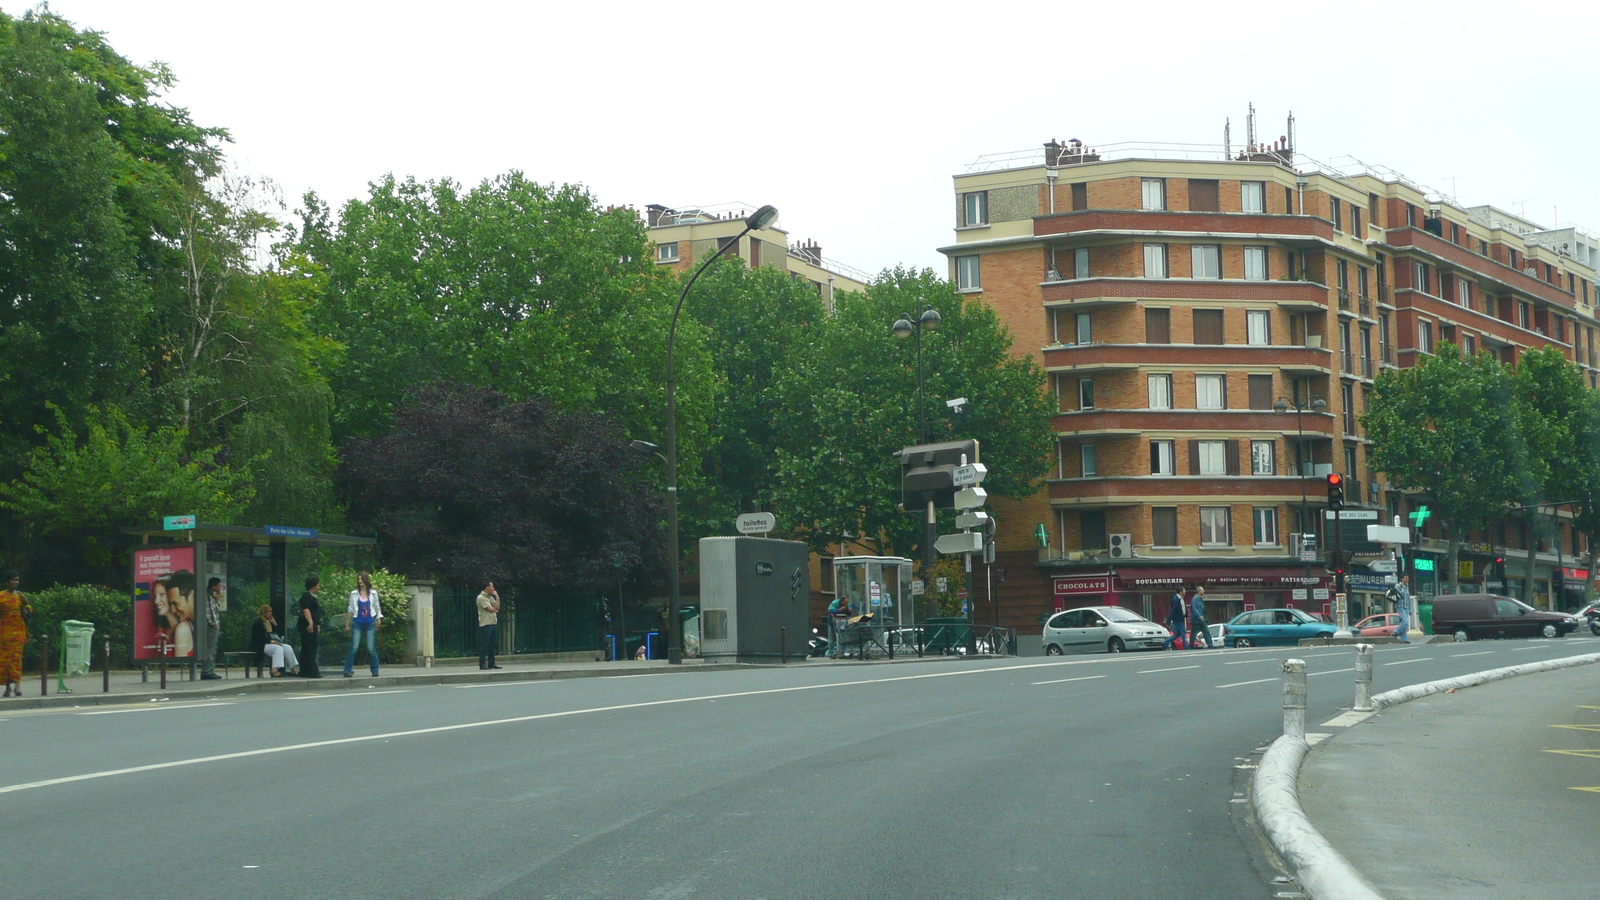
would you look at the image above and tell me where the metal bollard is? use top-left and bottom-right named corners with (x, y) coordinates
top-left (103, 639), bottom-right (112, 693)
top-left (1282, 658), bottom-right (1307, 739)
top-left (38, 633), bottom-right (49, 696)
top-left (780, 626), bottom-right (788, 664)
top-left (158, 633), bottom-right (168, 690)
top-left (1353, 643), bottom-right (1374, 711)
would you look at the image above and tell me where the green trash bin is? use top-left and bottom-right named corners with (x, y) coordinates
top-left (1418, 602), bottom-right (1432, 635)
top-left (58, 620), bottom-right (96, 692)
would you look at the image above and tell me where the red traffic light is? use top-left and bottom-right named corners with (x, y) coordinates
top-left (1326, 473), bottom-right (1343, 486)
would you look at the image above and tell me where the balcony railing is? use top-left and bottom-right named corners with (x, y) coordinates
top-left (1337, 288), bottom-right (1352, 312)
top-left (1344, 414), bottom-right (1358, 435)
top-left (1378, 284), bottom-right (1393, 306)
top-left (1361, 356), bottom-right (1374, 378)
top-left (1358, 296), bottom-right (1373, 318)
top-left (1380, 341), bottom-right (1396, 365)
top-left (1340, 349), bottom-right (1355, 373)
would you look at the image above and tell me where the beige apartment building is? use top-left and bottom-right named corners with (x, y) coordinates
top-left (941, 138), bottom-right (1600, 628)
top-left (645, 202), bottom-right (870, 300)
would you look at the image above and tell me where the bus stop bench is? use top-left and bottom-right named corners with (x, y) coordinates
top-left (218, 651), bottom-right (265, 678)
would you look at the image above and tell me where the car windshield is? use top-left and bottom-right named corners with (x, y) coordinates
top-left (1287, 610), bottom-right (1316, 624)
top-left (1102, 608), bottom-right (1147, 623)
top-left (1509, 598), bottom-right (1537, 612)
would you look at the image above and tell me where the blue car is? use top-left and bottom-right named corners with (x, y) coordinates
top-left (1223, 608), bottom-right (1337, 647)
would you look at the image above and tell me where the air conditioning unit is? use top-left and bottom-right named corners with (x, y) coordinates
top-left (1108, 533), bottom-right (1134, 558)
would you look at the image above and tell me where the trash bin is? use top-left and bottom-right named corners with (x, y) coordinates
top-left (59, 620), bottom-right (96, 692)
top-left (1418, 602), bottom-right (1432, 635)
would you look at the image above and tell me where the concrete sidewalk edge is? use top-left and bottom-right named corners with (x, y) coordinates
top-left (1253, 735), bottom-right (1385, 900)
top-left (1255, 650), bottom-right (1600, 900)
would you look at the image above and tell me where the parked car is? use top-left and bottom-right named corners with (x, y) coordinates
top-left (1352, 613), bottom-right (1402, 637)
top-left (1430, 593), bottom-right (1579, 642)
top-left (1208, 622), bottom-right (1228, 648)
top-left (1043, 606), bottom-right (1170, 654)
top-left (1222, 608), bottom-right (1338, 647)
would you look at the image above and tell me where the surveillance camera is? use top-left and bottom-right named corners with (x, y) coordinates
top-left (946, 397), bottom-right (969, 412)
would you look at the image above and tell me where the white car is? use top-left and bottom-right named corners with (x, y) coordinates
top-left (1043, 606), bottom-right (1170, 654)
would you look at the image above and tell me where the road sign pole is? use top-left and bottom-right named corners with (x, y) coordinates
top-left (1333, 511), bottom-right (1351, 637)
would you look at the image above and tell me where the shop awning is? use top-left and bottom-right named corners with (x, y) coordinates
top-left (1111, 566), bottom-right (1325, 591)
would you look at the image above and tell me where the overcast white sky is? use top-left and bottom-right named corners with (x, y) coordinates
top-left (9, 1), bottom-right (1598, 275)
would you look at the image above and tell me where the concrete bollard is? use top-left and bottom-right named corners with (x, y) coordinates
top-left (1282, 658), bottom-right (1307, 738)
top-left (1353, 643), bottom-right (1374, 711)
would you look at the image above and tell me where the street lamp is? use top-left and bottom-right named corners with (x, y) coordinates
top-left (1273, 395), bottom-right (1326, 547)
top-left (891, 308), bottom-right (941, 443)
top-left (664, 205), bottom-right (778, 664)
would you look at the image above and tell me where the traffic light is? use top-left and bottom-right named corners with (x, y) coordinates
top-left (898, 439), bottom-right (979, 511)
top-left (1326, 472), bottom-right (1345, 509)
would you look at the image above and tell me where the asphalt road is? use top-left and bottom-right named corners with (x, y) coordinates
top-left (4, 635), bottom-right (1597, 900)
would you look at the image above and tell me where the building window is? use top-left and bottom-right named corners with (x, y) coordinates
top-left (1079, 443), bottom-right (1097, 477)
top-left (1248, 374), bottom-right (1273, 410)
top-left (1074, 247), bottom-right (1090, 279)
top-left (1418, 320), bottom-right (1434, 354)
top-left (1352, 207), bottom-right (1363, 234)
top-left (657, 241), bottom-right (680, 261)
top-left (1150, 440), bottom-right (1174, 475)
top-left (1244, 246), bottom-right (1268, 281)
top-left (1075, 312), bottom-right (1092, 345)
top-left (1189, 179), bottom-right (1220, 212)
top-left (1193, 309), bottom-right (1225, 345)
top-left (1196, 440), bottom-right (1227, 475)
top-left (963, 191), bottom-right (988, 226)
top-left (1518, 301), bottom-right (1531, 329)
top-left (1464, 334), bottom-right (1476, 355)
top-left (956, 255), bottom-right (981, 291)
top-left (1142, 178), bottom-right (1166, 211)
top-left (1078, 378), bottom-right (1095, 410)
top-left (1191, 245), bottom-right (1221, 279)
top-left (1071, 182), bottom-right (1087, 211)
top-left (1196, 374), bottom-right (1226, 410)
top-left (1152, 507), bottom-right (1179, 547)
top-left (1143, 244), bottom-right (1168, 278)
top-left (1241, 182), bottom-right (1265, 214)
top-left (1251, 440), bottom-right (1276, 475)
top-left (1330, 198), bottom-right (1342, 231)
top-left (1358, 265), bottom-right (1370, 299)
top-left (1200, 507), bottom-right (1232, 546)
top-left (1412, 260), bottom-right (1431, 295)
top-left (1253, 507), bottom-right (1279, 547)
top-left (1247, 310), bottom-right (1271, 346)
top-left (1080, 510), bottom-right (1107, 551)
top-left (1145, 307), bottom-right (1171, 344)
top-left (1148, 374), bottom-right (1172, 410)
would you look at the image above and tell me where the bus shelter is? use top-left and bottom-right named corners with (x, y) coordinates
top-left (126, 521), bottom-right (376, 679)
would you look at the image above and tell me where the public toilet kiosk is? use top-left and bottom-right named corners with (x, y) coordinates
top-left (127, 520), bottom-right (376, 679)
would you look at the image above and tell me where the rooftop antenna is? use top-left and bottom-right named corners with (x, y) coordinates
top-left (1247, 103), bottom-right (1256, 152)
top-left (1224, 118), bottom-right (1231, 158)
top-left (1286, 111), bottom-right (1295, 155)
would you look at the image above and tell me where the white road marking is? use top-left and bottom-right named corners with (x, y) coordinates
top-left (283, 690), bottom-right (413, 700)
top-left (1225, 658), bottom-right (1278, 665)
top-left (1383, 658), bottom-right (1430, 666)
top-left (1322, 710), bottom-right (1375, 727)
top-left (1302, 653), bottom-right (1346, 659)
top-left (0, 662), bottom-right (1093, 795)
top-left (77, 702), bottom-right (234, 715)
top-left (448, 681), bottom-right (560, 689)
top-left (1216, 678), bottom-right (1278, 689)
top-left (1031, 675), bottom-right (1106, 686)
top-left (1308, 667), bottom-right (1356, 677)
top-left (1137, 665), bottom-right (1200, 675)
top-left (1450, 651), bottom-right (1495, 658)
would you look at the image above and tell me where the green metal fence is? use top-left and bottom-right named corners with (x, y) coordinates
top-left (433, 587), bottom-right (601, 657)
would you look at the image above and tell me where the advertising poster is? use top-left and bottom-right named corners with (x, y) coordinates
top-left (133, 547), bottom-right (197, 660)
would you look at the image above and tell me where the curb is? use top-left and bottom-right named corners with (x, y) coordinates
top-left (1252, 649), bottom-right (1600, 900)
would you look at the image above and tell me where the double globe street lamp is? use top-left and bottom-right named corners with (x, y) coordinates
top-left (662, 204), bottom-right (779, 664)
top-left (891, 308), bottom-right (941, 443)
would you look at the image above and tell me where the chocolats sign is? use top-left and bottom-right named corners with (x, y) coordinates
top-left (1053, 576), bottom-right (1111, 596)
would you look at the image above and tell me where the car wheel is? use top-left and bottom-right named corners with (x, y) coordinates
top-left (1235, 637), bottom-right (1252, 648)
top-left (1108, 637), bottom-right (1125, 653)
top-left (1045, 644), bottom-right (1063, 656)
top-left (1452, 627), bottom-right (1470, 643)
top-left (1541, 622), bottom-right (1560, 639)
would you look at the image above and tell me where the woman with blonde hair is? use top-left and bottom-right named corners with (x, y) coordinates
top-left (343, 571), bottom-right (383, 678)
top-left (250, 604), bottom-right (299, 677)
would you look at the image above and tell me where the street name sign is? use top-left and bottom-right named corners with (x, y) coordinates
top-left (953, 487), bottom-right (988, 510)
top-left (735, 512), bottom-right (776, 535)
top-left (951, 463), bottom-right (988, 487)
top-left (163, 515), bottom-right (196, 531)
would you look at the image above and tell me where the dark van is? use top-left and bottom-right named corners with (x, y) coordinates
top-left (1430, 593), bottom-right (1580, 642)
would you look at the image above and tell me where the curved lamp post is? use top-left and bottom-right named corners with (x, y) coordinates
top-left (664, 205), bottom-right (778, 664)
top-left (891, 308), bottom-right (941, 443)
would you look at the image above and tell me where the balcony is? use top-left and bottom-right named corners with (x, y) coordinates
top-left (1337, 288), bottom-right (1352, 313)
top-left (1035, 209), bottom-right (1335, 243)
top-left (1040, 277), bottom-right (1330, 309)
top-left (1043, 342), bottom-right (1332, 373)
top-left (1377, 284), bottom-right (1394, 307)
top-left (1358, 296), bottom-right (1373, 319)
top-left (1055, 408), bottom-right (1338, 436)
top-left (1362, 356), bottom-right (1374, 378)
top-left (1380, 342), bottom-right (1396, 366)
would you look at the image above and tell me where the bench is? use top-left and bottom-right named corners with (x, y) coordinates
top-left (218, 650), bottom-right (265, 679)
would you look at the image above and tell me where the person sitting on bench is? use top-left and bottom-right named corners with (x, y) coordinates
top-left (250, 604), bottom-right (300, 677)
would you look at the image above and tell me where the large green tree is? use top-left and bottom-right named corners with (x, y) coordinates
top-left (768, 267), bottom-right (1055, 557)
top-left (298, 173), bottom-right (711, 452)
top-left (1508, 347), bottom-right (1587, 601)
top-left (1363, 342), bottom-right (1528, 593)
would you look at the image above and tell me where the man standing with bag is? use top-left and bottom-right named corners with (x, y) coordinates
top-left (1188, 585), bottom-right (1213, 649)
top-left (477, 582), bottom-right (502, 669)
top-left (1164, 588), bottom-right (1187, 650)
top-left (1388, 575), bottom-right (1412, 643)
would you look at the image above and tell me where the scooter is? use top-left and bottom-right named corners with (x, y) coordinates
top-left (1587, 608), bottom-right (1600, 637)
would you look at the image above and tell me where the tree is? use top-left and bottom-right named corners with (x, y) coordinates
top-left (1363, 343), bottom-right (1528, 593)
top-left (769, 267), bottom-right (1055, 556)
top-left (299, 174), bottom-right (711, 452)
top-left (1509, 347), bottom-right (1587, 601)
top-left (0, 405), bottom-right (254, 584)
top-left (336, 383), bottom-right (664, 591)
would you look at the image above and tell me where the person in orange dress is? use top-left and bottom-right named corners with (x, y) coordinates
top-left (1, 570), bottom-right (32, 697)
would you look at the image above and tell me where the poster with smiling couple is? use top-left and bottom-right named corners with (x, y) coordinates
top-left (133, 547), bottom-right (197, 661)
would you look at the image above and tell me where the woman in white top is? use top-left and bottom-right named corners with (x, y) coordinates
top-left (342, 572), bottom-right (383, 677)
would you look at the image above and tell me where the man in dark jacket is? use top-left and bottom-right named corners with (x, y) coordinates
top-left (1189, 586), bottom-right (1213, 648)
top-left (1164, 589), bottom-right (1186, 650)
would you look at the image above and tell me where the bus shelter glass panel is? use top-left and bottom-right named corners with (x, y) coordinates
top-left (832, 556), bottom-right (915, 629)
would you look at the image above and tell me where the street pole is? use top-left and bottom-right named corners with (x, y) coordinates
top-left (665, 205), bottom-right (778, 665)
top-left (893, 308), bottom-right (942, 599)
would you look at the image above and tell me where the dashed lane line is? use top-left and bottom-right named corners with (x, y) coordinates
top-left (1030, 675), bottom-right (1107, 686)
top-left (1450, 651), bottom-right (1496, 658)
top-left (77, 702), bottom-right (235, 716)
top-left (1136, 665), bottom-right (1200, 675)
top-left (1383, 658), bottom-right (1430, 666)
top-left (1307, 667), bottom-right (1357, 677)
top-left (1216, 677), bottom-right (1278, 689)
top-left (283, 690), bottom-right (413, 700)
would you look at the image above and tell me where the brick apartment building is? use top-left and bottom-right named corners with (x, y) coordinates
top-left (940, 137), bottom-right (1600, 629)
top-left (645, 201), bottom-right (870, 300)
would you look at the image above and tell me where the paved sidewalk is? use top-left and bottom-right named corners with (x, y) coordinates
top-left (1297, 665), bottom-right (1600, 899)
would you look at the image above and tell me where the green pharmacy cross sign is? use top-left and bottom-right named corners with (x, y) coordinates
top-left (1408, 506), bottom-right (1431, 528)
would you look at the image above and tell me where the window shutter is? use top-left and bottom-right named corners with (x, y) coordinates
top-left (1225, 441), bottom-right (1240, 476)
top-left (1188, 440), bottom-right (1201, 476)
top-left (1248, 374), bottom-right (1273, 410)
top-left (1188, 179), bottom-right (1219, 212)
top-left (1145, 308), bottom-right (1171, 344)
top-left (1218, 375), bottom-right (1228, 410)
